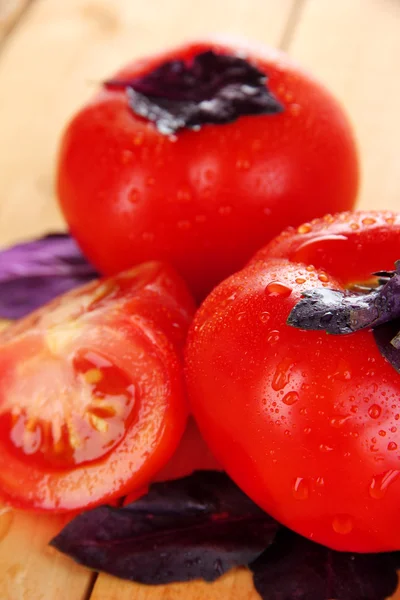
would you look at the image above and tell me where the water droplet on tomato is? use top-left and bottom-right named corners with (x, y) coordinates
top-left (368, 404), bottom-right (382, 419)
top-left (282, 391), bottom-right (299, 406)
top-left (236, 312), bottom-right (246, 321)
top-left (295, 277), bottom-right (306, 284)
top-left (297, 223), bottom-right (312, 234)
top-left (332, 515), bottom-right (353, 535)
top-left (120, 149), bottom-right (133, 164)
top-left (128, 188), bottom-right (140, 204)
top-left (316, 476), bottom-right (325, 487)
top-left (236, 158), bottom-right (251, 170)
top-left (330, 415), bottom-right (351, 428)
top-left (319, 444), bottom-right (334, 452)
top-left (303, 427), bottom-right (312, 435)
top-left (318, 273), bottom-right (329, 283)
top-left (289, 103), bottom-right (301, 116)
top-left (265, 282), bottom-right (292, 298)
top-left (176, 189), bottom-right (192, 202)
top-left (218, 206), bottom-right (232, 216)
top-left (388, 441), bottom-right (398, 451)
top-left (177, 220), bottom-right (191, 230)
top-left (0, 507), bottom-right (13, 541)
top-left (146, 176), bottom-right (155, 186)
top-left (350, 222), bottom-right (360, 230)
top-left (272, 362), bottom-right (292, 391)
top-left (369, 470), bottom-right (400, 499)
top-left (133, 132), bottom-right (144, 145)
top-left (362, 217), bottom-right (376, 226)
top-left (292, 477), bottom-right (309, 500)
top-left (391, 426), bottom-right (397, 433)
top-left (259, 311), bottom-right (270, 324)
top-left (267, 330), bottom-right (280, 345)
top-left (378, 430), bottom-right (386, 437)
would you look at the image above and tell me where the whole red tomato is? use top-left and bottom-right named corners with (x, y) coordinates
top-left (57, 39), bottom-right (359, 300)
top-left (0, 261), bottom-right (195, 512)
top-left (185, 211), bottom-right (400, 552)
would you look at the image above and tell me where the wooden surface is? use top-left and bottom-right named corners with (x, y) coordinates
top-left (0, 0), bottom-right (399, 598)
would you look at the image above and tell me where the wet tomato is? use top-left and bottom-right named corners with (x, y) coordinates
top-left (186, 211), bottom-right (400, 552)
top-left (0, 261), bottom-right (195, 511)
top-left (58, 39), bottom-right (358, 300)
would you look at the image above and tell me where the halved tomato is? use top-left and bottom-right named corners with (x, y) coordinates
top-left (0, 261), bottom-right (195, 512)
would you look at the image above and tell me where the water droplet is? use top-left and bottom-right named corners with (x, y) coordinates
top-left (332, 515), bottom-right (353, 535)
top-left (350, 405), bottom-right (358, 414)
top-left (369, 470), bottom-right (400, 499)
top-left (289, 103), bottom-right (301, 116)
top-left (142, 232), bottom-right (155, 242)
top-left (236, 158), bottom-right (251, 170)
top-left (267, 330), bottom-right (280, 345)
top-left (303, 427), bottom-right (312, 435)
top-left (297, 223), bottom-right (312, 234)
top-left (350, 222), bottom-right (360, 230)
top-left (146, 176), bottom-right (155, 186)
top-left (214, 558), bottom-right (224, 576)
top-left (295, 277), bottom-right (306, 284)
top-left (362, 217), bottom-right (376, 226)
top-left (368, 404), bottom-right (382, 419)
top-left (128, 187), bottom-right (140, 204)
top-left (319, 444), bottom-right (334, 452)
top-left (177, 220), bottom-right (191, 230)
top-left (388, 441), bottom-right (398, 451)
top-left (282, 391), bottom-right (299, 406)
top-left (330, 415), bottom-right (351, 428)
top-left (120, 149), bottom-right (133, 164)
top-left (318, 273), bottom-right (329, 283)
top-left (259, 311), bottom-right (270, 324)
top-left (292, 477), bottom-right (309, 500)
top-left (133, 132), bottom-right (144, 145)
top-left (0, 507), bottom-right (13, 541)
top-left (306, 264), bottom-right (315, 272)
top-left (386, 217), bottom-right (395, 225)
top-left (316, 476), bottom-right (325, 487)
top-left (236, 312), bottom-right (246, 321)
top-left (378, 430), bottom-right (386, 437)
top-left (265, 281), bottom-right (292, 298)
top-left (272, 361), bottom-right (292, 391)
top-left (218, 206), bottom-right (232, 216)
top-left (177, 189), bottom-right (192, 202)
top-left (391, 426), bottom-right (397, 433)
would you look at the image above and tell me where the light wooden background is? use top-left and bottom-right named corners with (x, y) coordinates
top-left (0, 0), bottom-right (399, 599)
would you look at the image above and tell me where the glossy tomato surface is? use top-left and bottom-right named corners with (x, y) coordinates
top-left (186, 211), bottom-right (400, 552)
top-left (58, 39), bottom-right (359, 300)
top-left (0, 261), bottom-right (195, 511)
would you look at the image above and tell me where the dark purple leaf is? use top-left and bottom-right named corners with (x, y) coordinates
top-left (50, 471), bottom-right (278, 585)
top-left (250, 529), bottom-right (400, 600)
top-left (287, 261), bottom-right (400, 372)
top-left (0, 233), bottom-right (98, 319)
top-left (105, 50), bottom-right (283, 135)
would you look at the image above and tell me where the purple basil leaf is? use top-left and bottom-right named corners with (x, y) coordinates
top-left (0, 233), bottom-right (98, 319)
top-left (105, 50), bottom-right (283, 135)
top-left (373, 319), bottom-right (400, 373)
top-left (287, 261), bottom-right (400, 335)
top-left (50, 471), bottom-right (279, 585)
top-left (251, 529), bottom-right (400, 600)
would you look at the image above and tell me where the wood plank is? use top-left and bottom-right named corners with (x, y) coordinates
top-left (0, 507), bottom-right (94, 600)
top-left (0, 0), bottom-right (32, 41)
top-left (288, 0), bottom-right (400, 212)
top-left (89, 567), bottom-right (259, 600)
top-left (0, 0), bottom-right (296, 248)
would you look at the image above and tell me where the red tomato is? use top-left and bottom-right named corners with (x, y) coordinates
top-left (185, 211), bottom-right (400, 552)
top-left (0, 261), bottom-right (195, 512)
top-left (57, 39), bottom-right (358, 300)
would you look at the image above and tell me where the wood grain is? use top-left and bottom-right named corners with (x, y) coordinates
top-left (0, 507), bottom-right (94, 600)
top-left (0, 0), bottom-right (32, 41)
top-left (0, 0), bottom-right (400, 599)
top-left (289, 0), bottom-right (400, 212)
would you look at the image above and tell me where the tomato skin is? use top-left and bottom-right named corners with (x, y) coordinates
top-left (58, 39), bottom-right (358, 300)
top-left (0, 262), bottom-right (195, 512)
top-left (185, 212), bottom-right (400, 552)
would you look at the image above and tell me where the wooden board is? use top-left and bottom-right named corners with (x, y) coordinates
top-left (0, 1), bottom-right (399, 599)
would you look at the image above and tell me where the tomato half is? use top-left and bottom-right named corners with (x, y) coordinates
top-left (57, 39), bottom-right (358, 300)
top-left (0, 261), bottom-right (195, 511)
top-left (185, 211), bottom-right (400, 552)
